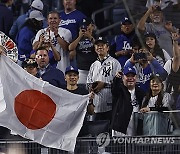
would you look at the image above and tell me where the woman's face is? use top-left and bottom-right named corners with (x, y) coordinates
top-left (146, 37), bottom-right (155, 49)
top-left (150, 78), bottom-right (163, 93)
top-left (87, 23), bottom-right (95, 33)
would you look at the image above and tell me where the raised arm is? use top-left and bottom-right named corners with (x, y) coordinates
top-left (137, 6), bottom-right (154, 31)
top-left (171, 32), bottom-right (180, 72)
top-left (69, 28), bottom-right (85, 51)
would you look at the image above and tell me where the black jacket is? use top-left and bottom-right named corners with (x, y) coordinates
top-left (111, 77), bottom-right (145, 134)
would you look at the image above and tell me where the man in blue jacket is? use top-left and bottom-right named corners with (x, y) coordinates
top-left (16, 10), bottom-right (44, 66)
top-left (35, 46), bottom-right (66, 89)
top-left (9, 0), bottom-right (45, 40)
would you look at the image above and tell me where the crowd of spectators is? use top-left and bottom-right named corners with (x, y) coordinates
top-left (0, 0), bottom-right (180, 139)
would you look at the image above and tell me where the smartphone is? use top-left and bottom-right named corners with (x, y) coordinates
top-left (133, 52), bottom-right (147, 61)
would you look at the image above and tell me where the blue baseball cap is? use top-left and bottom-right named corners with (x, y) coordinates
top-left (123, 67), bottom-right (136, 75)
top-left (65, 66), bottom-right (79, 74)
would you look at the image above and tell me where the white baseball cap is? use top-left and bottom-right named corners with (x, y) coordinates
top-left (29, 10), bottom-right (44, 21)
top-left (31, 0), bottom-right (43, 11)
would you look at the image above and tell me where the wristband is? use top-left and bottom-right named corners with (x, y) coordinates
top-left (104, 82), bottom-right (111, 88)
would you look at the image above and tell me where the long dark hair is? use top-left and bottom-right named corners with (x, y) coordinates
top-left (20, 19), bottom-right (43, 33)
top-left (141, 75), bottom-right (164, 108)
top-left (144, 34), bottom-right (165, 63)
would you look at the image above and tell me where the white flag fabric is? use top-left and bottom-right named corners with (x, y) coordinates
top-left (0, 55), bottom-right (89, 152)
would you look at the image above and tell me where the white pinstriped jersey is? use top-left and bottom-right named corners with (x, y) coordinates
top-left (87, 55), bottom-right (122, 113)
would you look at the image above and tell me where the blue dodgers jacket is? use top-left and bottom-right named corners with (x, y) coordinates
top-left (124, 58), bottom-right (168, 93)
top-left (16, 26), bottom-right (36, 61)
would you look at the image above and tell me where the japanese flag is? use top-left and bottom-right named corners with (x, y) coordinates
top-left (0, 55), bottom-right (89, 152)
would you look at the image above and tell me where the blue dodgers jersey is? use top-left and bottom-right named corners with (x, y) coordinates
top-left (112, 34), bottom-right (133, 67)
top-left (137, 65), bottom-right (152, 93)
top-left (60, 10), bottom-right (86, 39)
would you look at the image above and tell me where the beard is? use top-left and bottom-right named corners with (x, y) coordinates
top-left (153, 16), bottom-right (161, 23)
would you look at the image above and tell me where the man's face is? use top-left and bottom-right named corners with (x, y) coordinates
top-left (65, 72), bottom-right (79, 86)
top-left (121, 23), bottom-right (134, 34)
top-left (150, 11), bottom-right (163, 23)
top-left (35, 50), bottom-right (49, 68)
top-left (123, 73), bottom-right (136, 89)
top-left (94, 43), bottom-right (109, 58)
top-left (63, 0), bottom-right (76, 12)
top-left (47, 13), bottom-right (60, 29)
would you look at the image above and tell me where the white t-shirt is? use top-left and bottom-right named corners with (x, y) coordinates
top-left (33, 27), bottom-right (72, 73)
top-left (126, 89), bottom-right (139, 136)
top-left (147, 92), bottom-right (171, 107)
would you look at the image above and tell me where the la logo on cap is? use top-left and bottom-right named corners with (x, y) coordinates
top-left (128, 67), bottom-right (132, 71)
top-left (70, 66), bottom-right (74, 70)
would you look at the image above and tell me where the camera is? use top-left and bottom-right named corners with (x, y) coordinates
top-left (133, 52), bottom-right (147, 61)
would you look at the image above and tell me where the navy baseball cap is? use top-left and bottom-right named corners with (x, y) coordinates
top-left (82, 18), bottom-right (94, 26)
top-left (144, 32), bottom-right (156, 39)
top-left (94, 36), bottom-right (108, 45)
top-left (121, 17), bottom-right (132, 25)
top-left (65, 66), bottom-right (79, 75)
top-left (123, 67), bottom-right (136, 75)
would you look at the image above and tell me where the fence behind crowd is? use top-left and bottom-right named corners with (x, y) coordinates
top-left (1, 111), bottom-right (180, 153)
top-left (0, 136), bottom-right (180, 154)
top-left (133, 110), bottom-right (180, 136)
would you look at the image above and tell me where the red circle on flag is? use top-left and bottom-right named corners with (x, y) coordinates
top-left (14, 90), bottom-right (56, 130)
top-left (5, 40), bottom-right (14, 50)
